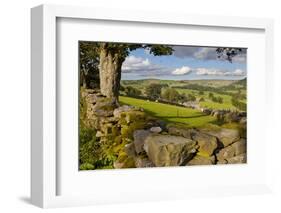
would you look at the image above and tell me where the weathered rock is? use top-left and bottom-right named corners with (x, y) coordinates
top-left (192, 132), bottom-right (218, 156)
top-left (134, 156), bottom-right (155, 168)
top-left (224, 112), bottom-right (241, 123)
top-left (239, 117), bottom-right (247, 124)
top-left (113, 105), bottom-right (135, 118)
top-left (216, 138), bottom-right (247, 163)
top-left (143, 134), bottom-right (197, 167)
top-left (95, 131), bottom-right (103, 138)
top-left (92, 102), bottom-right (115, 117)
top-left (100, 123), bottom-right (116, 135)
top-left (99, 116), bottom-right (118, 124)
top-left (231, 138), bottom-right (247, 156)
top-left (150, 126), bottom-right (162, 133)
top-left (201, 127), bottom-right (240, 147)
top-left (227, 153), bottom-right (247, 164)
top-left (118, 110), bottom-right (147, 125)
top-left (133, 130), bottom-right (151, 154)
top-left (124, 143), bottom-right (136, 157)
top-left (167, 126), bottom-right (196, 139)
top-left (187, 155), bottom-right (216, 165)
top-left (114, 151), bottom-right (136, 169)
top-left (216, 145), bottom-right (235, 162)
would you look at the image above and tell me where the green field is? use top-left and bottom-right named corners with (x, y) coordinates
top-left (175, 88), bottom-right (237, 110)
top-left (121, 79), bottom-right (246, 111)
top-left (119, 96), bottom-right (217, 127)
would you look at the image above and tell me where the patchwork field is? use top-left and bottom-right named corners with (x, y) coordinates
top-left (120, 78), bottom-right (246, 112)
top-left (119, 96), bottom-right (217, 127)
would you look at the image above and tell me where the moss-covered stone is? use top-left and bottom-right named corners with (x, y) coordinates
top-left (114, 150), bottom-right (136, 168)
top-left (79, 163), bottom-right (95, 170)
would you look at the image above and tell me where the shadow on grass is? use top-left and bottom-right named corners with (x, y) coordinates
top-left (160, 114), bottom-right (208, 119)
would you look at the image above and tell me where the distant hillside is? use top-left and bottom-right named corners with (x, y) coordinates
top-left (220, 78), bottom-right (246, 90)
top-left (121, 79), bottom-right (237, 88)
top-left (233, 78), bottom-right (247, 87)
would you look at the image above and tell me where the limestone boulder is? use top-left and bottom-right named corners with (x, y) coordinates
top-left (187, 155), bottom-right (216, 166)
top-left (124, 143), bottom-right (136, 157)
top-left (231, 138), bottom-right (247, 156)
top-left (167, 126), bottom-right (196, 139)
top-left (227, 153), bottom-right (247, 164)
top-left (143, 134), bottom-right (197, 167)
top-left (134, 156), bottom-right (155, 168)
top-left (192, 132), bottom-right (218, 156)
top-left (216, 139), bottom-right (247, 163)
top-left (216, 145), bottom-right (235, 162)
top-left (91, 99), bottom-right (116, 117)
top-left (201, 127), bottom-right (240, 147)
top-left (133, 130), bottom-right (151, 154)
top-left (150, 126), bottom-right (162, 133)
top-left (113, 105), bottom-right (135, 118)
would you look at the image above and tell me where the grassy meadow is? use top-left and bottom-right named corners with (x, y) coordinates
top-left (120, 78), bottom-right (246, 128)
top-left (120, 96), bottom-right (217, 128)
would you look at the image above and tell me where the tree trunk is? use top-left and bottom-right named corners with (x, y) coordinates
top-left (99, 45), bottom-right (124, 103)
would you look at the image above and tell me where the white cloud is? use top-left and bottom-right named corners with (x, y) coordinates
top-left (232, 69), bottom-right (245, 76)
top-left (122, 55), bottom-right (246, 78)
top-left (122, 55), bottom-right (170, 75)
top-left (172, 66), bottom-right (192, 75)
top-left (196, 67), bottom-right (246, 76)
top-left (122, 56), bottom-right (153, 72)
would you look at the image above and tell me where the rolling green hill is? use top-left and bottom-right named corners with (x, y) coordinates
top-left (119, 96), bottom-right (217, 127)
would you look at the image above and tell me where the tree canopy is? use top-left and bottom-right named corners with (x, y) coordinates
top-left (216, 47), bottom-right (243, 63)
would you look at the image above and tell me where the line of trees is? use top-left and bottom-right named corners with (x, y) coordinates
top-left (209, 92), bottom-right (223, 103)
top-left (231, 98), bottom-right (247, 111)
top-left (121, 83), bottom-right (198, 103)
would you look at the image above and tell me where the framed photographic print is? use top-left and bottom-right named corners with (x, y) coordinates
top-left (31, 4), bottom-right (274, 208)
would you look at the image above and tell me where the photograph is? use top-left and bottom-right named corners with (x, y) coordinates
top-left (79, 42), bottom-right (247, 170)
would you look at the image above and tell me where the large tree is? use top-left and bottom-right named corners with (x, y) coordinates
top-left (98, 43), bottom-right (173, 102)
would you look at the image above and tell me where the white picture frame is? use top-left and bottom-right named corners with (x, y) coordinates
top-left (31, 4), bottom-right (274, 208)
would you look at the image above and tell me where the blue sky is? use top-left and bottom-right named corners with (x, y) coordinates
top-left (121, 46), bottom-right (247, 80)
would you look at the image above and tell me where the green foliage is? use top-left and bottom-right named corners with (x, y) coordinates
top-left (124, 86), bottom-right (142, 97)
top-left (146, 45), bottom-right (174, 56)
top-left (211, 96), bottom-right (223, 103)
top-left (79, 41), bottom-right (100, 88)
top-left (186, 94), bottom-right (196, 102)
top-left (80, 127), bottom-right (96, 145)
top-left (145, 83), bottom-right (163, 99)
top-left (209, 92), bottom-right (214, 99)
top-left (79, 125), bottom-right (117, 170)
top-left (231, 98), bottom-right (247, 111)
top-left (216, 48), bottom-right (244, 63)
top-left (79, 126), bottom-right (98, 166)
top-left (80, 163), bottom-right (95, 170)
top-left (199, 97), bottom-right (205, 102)
top-left (161, 87), bottom-right (180, 102)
